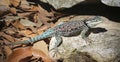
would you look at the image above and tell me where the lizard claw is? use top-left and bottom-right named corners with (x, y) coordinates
top-left (49, 47), bottom-right (61, 60)
top-left (84, 38), bottom-right (93, 45)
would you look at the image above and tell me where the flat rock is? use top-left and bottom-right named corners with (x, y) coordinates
top-left (49, 16), bottom-right (120, 62)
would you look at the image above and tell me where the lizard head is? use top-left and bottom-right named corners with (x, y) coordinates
top-left (86, 16), bottom-right (103, 28)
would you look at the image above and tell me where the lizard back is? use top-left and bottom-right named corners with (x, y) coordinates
top-left (54, 20), bottom-right (86, 36)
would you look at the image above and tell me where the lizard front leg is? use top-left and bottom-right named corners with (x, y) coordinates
top-left (49, 35), bottom-right (62, 59)
top-left (81, 26), bottom-right (92, 44)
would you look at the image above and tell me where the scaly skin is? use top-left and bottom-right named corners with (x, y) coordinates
top-left (7, 16), bottom-right (103, 48)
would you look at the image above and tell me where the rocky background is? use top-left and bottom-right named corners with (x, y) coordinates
top-left (0, 0), bottom-right (120, 62)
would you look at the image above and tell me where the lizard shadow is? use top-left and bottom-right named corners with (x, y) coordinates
top-left (86, 27), bottom-right (107, 37)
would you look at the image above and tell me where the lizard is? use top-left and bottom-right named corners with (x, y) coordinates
top-left (6, 16), bottom-right (103, 50)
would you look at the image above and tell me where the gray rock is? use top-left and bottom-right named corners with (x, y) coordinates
top-left (41, 0), bottom-right (84, 9)
top-left (49, 16), bottom-right (120, 62)
top-left (40, 0), bottom-right (99, 9)
top-left (101, 0), bottom-right (120, 7)
top-left (41, 0), bottom-right (120, 9)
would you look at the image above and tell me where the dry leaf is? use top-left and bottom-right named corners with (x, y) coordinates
top-left (0, 0), bottom-right (11, 6)
top-left (0, 32), bottom-right (16, 42)
top-left (34, 13), bottom-right (43, 27)
top-left (10, 8), bottom-right (17, 15)
top-left (32, 48), bottom-right (52, 62)
top-left (4, 16), bottom-right (22, 21)
top-left (38, 13), bottom-right (51, 25)
top-left (20, 18), bottom-right (36, 27)
top-left (18, 12), bottom-right (33, 18)
top-left (12, 20), bottom-right (25, 30)
top-left (3, 28), bottom-right (15, 35)
top-left (26, 26), bottom-right (37, 33)
top-left (6, 47), bottom-right (32, 62)
top-left (2, 26), bottom-right (25, 38)
top-left (0, 5), bottom-right (10, 16)
top-left (20, 0), bottom-right (31, 10)
top-left (32, 41), bottom-right (49, 56)
top-left (4, 46), bottom-right (12, 57)
top-left (32, 41), bottom-right (52, 62)
top-left (28, 6), bottom-right (38, 11)
top-left (20, 30), bottom-right (33, 36)
top-left (10, 0), bottom-right (20, 7)
top-left (38, 5), bottom-right (53, 17)
top-left (37, 25), bottom-right (49, 32)
top-left (37, 5), bottom-right (54, 25)
top-left (0, 0), bottom-right (60, 62)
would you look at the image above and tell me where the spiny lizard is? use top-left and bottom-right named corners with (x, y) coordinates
top-left (6, 16), bottom-right (103, 49)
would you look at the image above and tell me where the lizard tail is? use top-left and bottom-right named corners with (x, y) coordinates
top-left (10, 28), bottom-right (55, 45)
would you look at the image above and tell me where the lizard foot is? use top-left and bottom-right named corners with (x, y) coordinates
top-left (84, 38), bottom-right (93, 45)
top-left (49, 47), bottom-right (61, 60)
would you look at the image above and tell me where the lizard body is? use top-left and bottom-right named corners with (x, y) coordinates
top-left (8, 16), bottom-right (103, 48)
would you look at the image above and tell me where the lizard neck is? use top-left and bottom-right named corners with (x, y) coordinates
top-left (84, 21), bottom-right (90, 28)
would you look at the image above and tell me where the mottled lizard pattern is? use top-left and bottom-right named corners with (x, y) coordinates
top-left (55, 20), bottom-right (87, 36)
top-left (7, 16), bottom-right (103, 49)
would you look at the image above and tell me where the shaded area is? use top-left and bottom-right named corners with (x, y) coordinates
top-left (90, 27), bottom-right (107, 33)
top-left (85, 27), bottom-right (107, 38)
top-left (60, 2), bottom-right (120, 22)
top-left (0, 21), bottom-right (5, 30)
top-left (28, 0), bottom-right (55, 11)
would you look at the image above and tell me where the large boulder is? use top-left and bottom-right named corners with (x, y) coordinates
top-left (49, 16), bottom-right (120, 62)
top-left (101, 0), bottom-right (120, 7)
top-left (40, 0), bottom-right (98, 9)
top-left (40, 0), bottom-right (120, 9)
